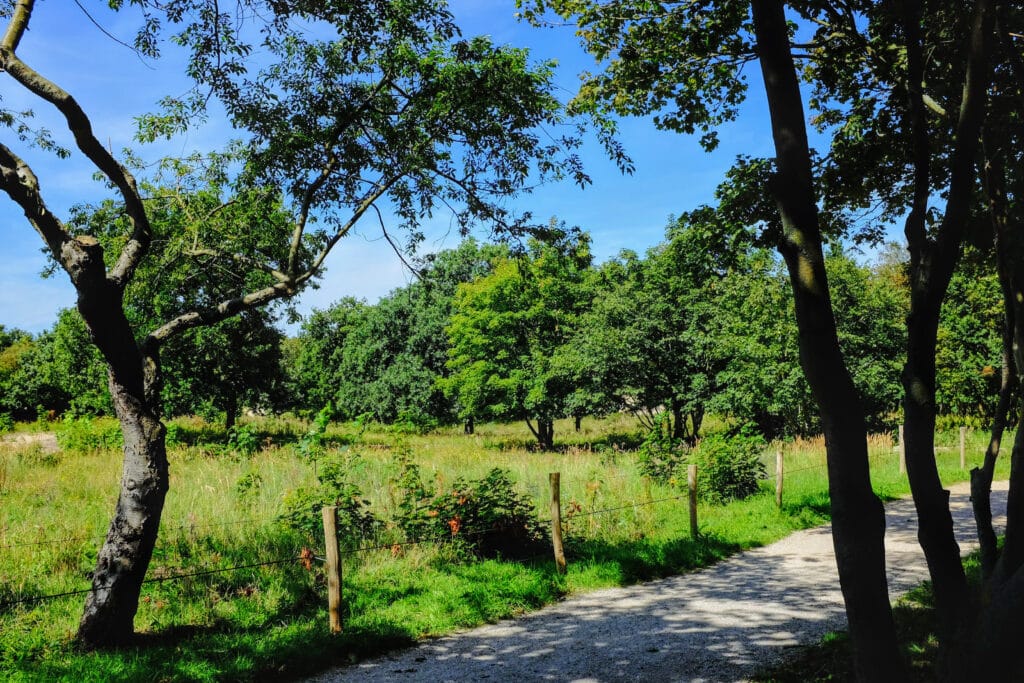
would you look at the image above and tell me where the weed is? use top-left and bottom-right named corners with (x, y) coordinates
top-left (279, 451), bottom-right (378, 544)
top-left (691, 427), bottom-right (767, 504)
top-left (227, 424), bottom-right (261, 456)
top-left (391, 455), bottom-right (547, 558)
top-left (636, 412), bottom-right (688, 483)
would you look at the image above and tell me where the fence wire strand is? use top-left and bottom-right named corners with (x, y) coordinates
top-left (0, 553), bottom-right (303, 609)
top-left (1, 442), bottom-right (942, 611)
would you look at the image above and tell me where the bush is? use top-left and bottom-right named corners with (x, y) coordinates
top-left (0, 413), bottom-right (12, 434)
top-left (636, 412), bottom-right (688, 483)
top-left (934, 414), bottom-right (987, 432)
top-left (690, 427), bottom-right (767, 504)
top-left (278, 451), bottom-right (378, 544)
top-left (55, 416), bottom-right (122, 451)
top-left (392, 456), bottom-right (547, 558)
top-left (227, 424), bottom-right (260, 456)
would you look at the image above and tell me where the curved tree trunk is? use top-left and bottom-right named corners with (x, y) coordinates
top-left (77, 379), bottom-right (168, 647)
top-left (751, 2), bottom-right (903, 678)
top-left (72, 277), bottom-right (169, 647)
top-left (898, 1), bottom-right (993, 674)
top-left (973, 131), bottom-right (1019, 579)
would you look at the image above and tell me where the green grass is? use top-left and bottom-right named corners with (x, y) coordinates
top-left (0, 415), bottom-right (1009, 682)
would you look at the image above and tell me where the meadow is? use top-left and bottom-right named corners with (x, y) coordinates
top-left (0, 414), bottom-right (1007, 682)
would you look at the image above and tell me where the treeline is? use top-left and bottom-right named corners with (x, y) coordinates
top-left (2, 220), bottom-right (1000, 446)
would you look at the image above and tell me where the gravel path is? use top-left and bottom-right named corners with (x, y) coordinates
top-left (308, 481), bottom-right (1008, 683)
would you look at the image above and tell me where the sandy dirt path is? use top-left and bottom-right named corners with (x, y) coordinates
top-left (308, 481), bottom-right (1008, 683)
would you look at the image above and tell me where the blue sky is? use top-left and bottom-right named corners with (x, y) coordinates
top-left (0, 2), bottom-right (779, 334)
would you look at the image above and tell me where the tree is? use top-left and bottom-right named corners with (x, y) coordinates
top-left (72, 188), bottom-right (291, 429)
top-left (522, 0), bottom-right (1007, 677)
top-left (332, 239), bottom-right (506, 426)
top-left (936, 251), bottom-right (1003, 421)
top-left (0, 310), bottom-right (110, 419)
top-left (286, 298), bottom-right (370, 415)
top-left (444, 232), bottom-right (592, 449)
top-left (573, 218), bottom-right (732, 442)
top-left (0, 0), bottom-right (592, 646)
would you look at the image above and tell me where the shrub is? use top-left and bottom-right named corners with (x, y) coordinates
top-left (296, 403), bottom-right (333, 466)
top-left (690, 427), bottom-right (767, 504)
top-left (0, 413), bottom-right (12, 434)
top-left (55, 416), bottom-right (122, 451)
top-left (227, 424), bottom-right (260, 456)
top-left (636, 412), bottom-right (688, 483)
top-left (278, 451), bottom-right (378, 544)
top-left (392, 456), bottom-right (547, 558)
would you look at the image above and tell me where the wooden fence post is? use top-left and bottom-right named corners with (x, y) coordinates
top-left (549, 472), bottom-right (567, 574)
top-left (775, 449), bottom-right (784, 509)
top-left (688, 464), bottom-right (698, 538)
top-left (898, 424), bottom-right (906, 475)
top-left (322, 505), bottom-right (343, 634)
top-left (960, 426), bottom-right (967, 470)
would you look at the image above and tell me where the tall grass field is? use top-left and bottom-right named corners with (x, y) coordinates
top-left (0, 414), bottom-right (1007, 682)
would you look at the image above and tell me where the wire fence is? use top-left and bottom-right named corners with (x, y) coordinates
top-left (0, 434), bottom-right (971, 615)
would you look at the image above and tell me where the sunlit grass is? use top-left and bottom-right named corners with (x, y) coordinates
top-left (0, 414), bottom-right (1010, 681)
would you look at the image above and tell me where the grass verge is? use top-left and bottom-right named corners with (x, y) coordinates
top-left (0, 416), bottom-right (1007, 682)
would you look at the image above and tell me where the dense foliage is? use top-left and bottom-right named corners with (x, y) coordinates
top-left (3, 230), bottom-right (1002, 443)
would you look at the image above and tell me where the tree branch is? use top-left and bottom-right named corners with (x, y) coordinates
top-left (184, 247), bottom-right (292, 284)
top-left (0, 141), bottom-right (74, 264)
top-left (0, 0), bottom-right (152, 289)
top-left (294, 175), bottom-right (403, 287)
top-left (147, 281), bottom-right (295, 345)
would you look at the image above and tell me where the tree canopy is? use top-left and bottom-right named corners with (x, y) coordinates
top-left (0, 0), bottom-right (597, 646)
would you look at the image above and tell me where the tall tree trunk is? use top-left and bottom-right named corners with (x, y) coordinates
top-left (898, 1), bottom-right (993, 673)
top-left (77, 377), bottom-right (168, 646)
top-left (73, 281), bottom-right (169, 647)
top-left (671, 405), bottom-right (686, 441)
top-left (751, 2), bottom-right (903, 679)
top-left (540, 419), bottom-right (554, 451)
top-left (224, 392), bottom-right (238, 431)
top-left (973, 129), bottom-right (1019, 579)
top-left (527, 418), bottom-right (555, 450)
top-left (690, 406), bottom-right (704, 444)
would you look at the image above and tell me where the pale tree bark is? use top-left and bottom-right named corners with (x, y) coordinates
top-left (750, 1), bottom-right (903, 679)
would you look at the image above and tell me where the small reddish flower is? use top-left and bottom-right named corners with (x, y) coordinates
top-left (299, 546), bottom-right (315, 571)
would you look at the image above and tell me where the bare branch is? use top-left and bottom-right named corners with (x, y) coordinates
top-left (288, 154), bottom-right (339, 275)
top-left (147, 281), bottom-right (295, 344)
top-left (371, 203), bottom-right (424, 281)
top-left (922, 91), bottom-right (948, 117)
top-left (0, 0), bottom-right (152, 289)
top-left (185, 247), bottom-right (292, 284)
top-left (0, 141), bottom-right (71, 259)
top-left (1, 0), bottom-right (30, 52)
top-left (294, 175), bottom-right (403, 287)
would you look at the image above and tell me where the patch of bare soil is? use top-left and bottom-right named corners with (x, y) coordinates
top-left (0, 432), bottom-right (60, 453)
